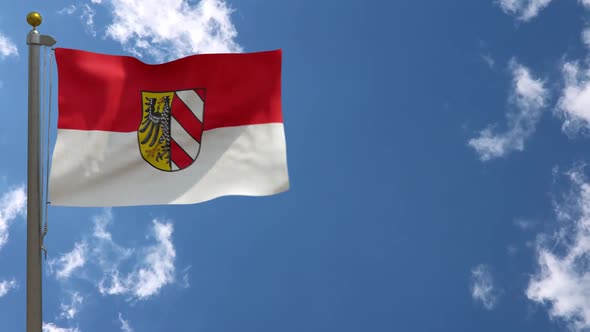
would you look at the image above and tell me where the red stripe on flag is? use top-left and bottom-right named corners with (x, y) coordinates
top-left (55, 48), bottom-right (282, 132)
top-left (196, 89), bottom-right (206, 101)
top-left (171, 93), bottom-right (203, 143)
top-left (170, 139), bottom-right (194, 170)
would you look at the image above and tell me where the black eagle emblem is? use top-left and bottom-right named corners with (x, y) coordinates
top-left (139, 96), bottom-right (171, 163)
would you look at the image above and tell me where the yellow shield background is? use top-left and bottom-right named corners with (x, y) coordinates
top-left (138, 91), bottom-right (175, 171)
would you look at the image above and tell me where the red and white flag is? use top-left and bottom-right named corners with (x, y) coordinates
top-left (49, 48), bottom-right (288, 206)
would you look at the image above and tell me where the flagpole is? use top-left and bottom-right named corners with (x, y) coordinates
top-left (26, 12), bottom-right (55, 332)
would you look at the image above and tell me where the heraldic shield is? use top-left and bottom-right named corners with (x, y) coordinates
top-left (138, 89), bottom-right (206, 172)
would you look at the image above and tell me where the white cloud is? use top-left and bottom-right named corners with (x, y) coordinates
top-left (59, 292), bottom-right (83, 320)
top-left (50, 209), bottom-right (178, 301)
top-left (0, 279), bottom-right (17, 297)
top-left (134, 221), bottom-right (175, 298)
top-left (42, 323), bottom-right (80, 332)
top-left (93, 208), bottom-right (113, 241)
top-left (555, 62), bottom-right (590, 135)
top-left (80, 4), bottom-right (97, 37)
top-left (48, 242), bottom-right (87, 280)
top-left (582, 28), bottom-right (590, 49)
top-left (0, 186), bottom-right (27, 251)
top-left (527, 166), bottom-right (590, 331)
top-left (481, 54), bottom-right (495, 69)
top-left (58, 4), bottom-right (97, 37)
top-left (118, 312), bottom-right (133, 332)
top-left (58, 5), bottom-right (77, 15)
top-left (180, 265), bottom-right (191, 288)
top-left (497, 0), bottom-right (553, 21)
top-left (98, 270), bottom-right (127, 296)
top-left (90, 209), bottom-right (134, 272)
top-left (514, 217), bottom-right (538, 230)
top-left (507, 244), bottom-right (519, 255)
top-left (0, 33), bottom-right (18, 59)
top-left (470, 264), bottom-right (500, 310)
top-left (499, 0), bottom-right (590, 21)
top-left (82, 0), bottom-right (241, 61)
top-left (99, 220), bottom-right (176, 300)
top-left (469, 61), bottom-right (548, 161)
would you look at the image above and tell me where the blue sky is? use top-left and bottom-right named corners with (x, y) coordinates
top-left (3, 0), bottom-right (590, 331)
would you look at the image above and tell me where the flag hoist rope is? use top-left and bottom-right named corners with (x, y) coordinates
top-left (26, 11), bottom-right (55, 332)
top-left (39, 46), bottom-right (53, 260)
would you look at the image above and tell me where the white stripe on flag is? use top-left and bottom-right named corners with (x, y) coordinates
top-left (171, 161), bottom-right (179, 171)
top-left (171, 116), bottom-right (200, 159)
top-left (176, 90), bottom-right (204, 121)
top-left (49, 123), bottom-right (289, 206)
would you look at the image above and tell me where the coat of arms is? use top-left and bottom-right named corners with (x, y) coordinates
top-left (138, 89), bottom-right (205, 171)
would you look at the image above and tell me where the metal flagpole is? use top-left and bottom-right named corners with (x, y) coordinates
top-left (26, 12), bottom-right (55, 332)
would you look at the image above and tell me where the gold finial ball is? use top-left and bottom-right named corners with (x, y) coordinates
top-left (26, 12), bottom-right (42, 28)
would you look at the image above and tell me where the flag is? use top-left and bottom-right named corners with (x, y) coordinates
top-left (49, 48), bottom-right (288, 207)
